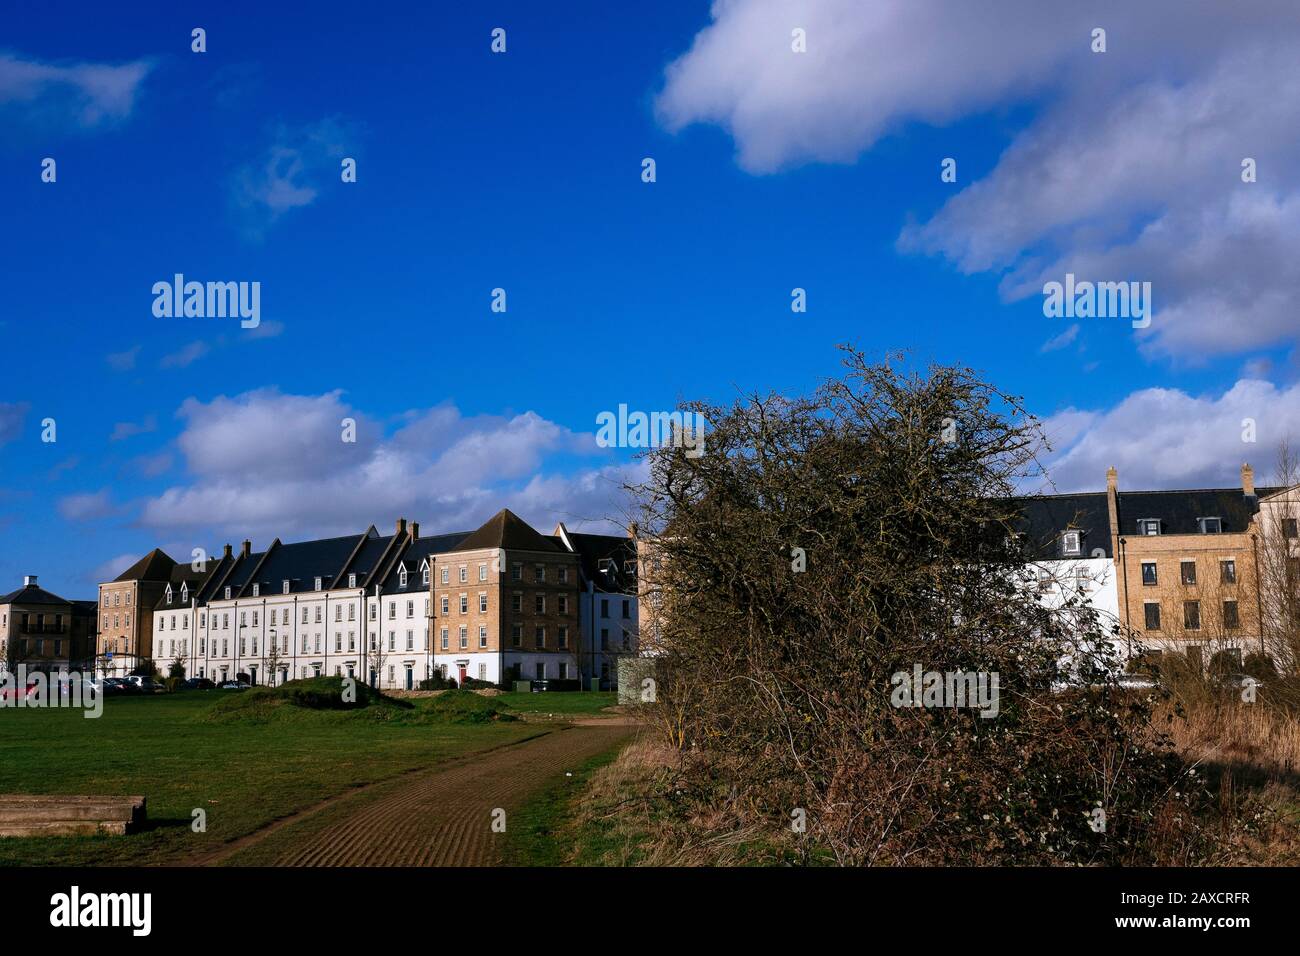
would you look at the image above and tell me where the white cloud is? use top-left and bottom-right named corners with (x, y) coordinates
top-left (58, 489), bottom-right (116, 522)
top-left (658, 1), bottom-right (1300, 360)
top-left (0, 51), bottom-right (152, 128)
top-left (138, 390), bottom-right (631, 540)
top-left (160, 341), bottom-right (211, 369)
top-left (89, 553), bottom-right (140, 585)
top-left (1035, 379), bottom-right (1300, 493)
top-left (233, 118), bottom-right (358, 234)
top-left (110, 415), bottom-right (157, 443)
top-left (1039, 324), bottom-right (1079, 354)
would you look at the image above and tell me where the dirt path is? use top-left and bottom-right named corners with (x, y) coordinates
top-left (205, 721), bottom-right (633, 867)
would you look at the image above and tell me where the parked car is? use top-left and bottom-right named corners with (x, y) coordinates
top-left (1215, 673), bottom-right (1263, 691)
top-left (220, 681), bottom-right (250, 690)
top-left (0, 678), bottom-right (40, 702)
top-left (101, 677), bottom-right (136, 695)
top-left (183, 678), bottom-right (216, 690)
top-left (529, 679), bottom-right (582, 693)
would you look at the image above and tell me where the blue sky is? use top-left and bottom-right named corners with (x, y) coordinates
top-left (3, 0), bottom-right (1299, 595)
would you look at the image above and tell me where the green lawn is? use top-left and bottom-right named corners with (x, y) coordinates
top-left (492, 691), bottom-right (618, 715)
top-left (0, 690), bottom-right (534, 866)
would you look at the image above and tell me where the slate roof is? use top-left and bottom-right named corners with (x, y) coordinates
top-left (112, 548), bottom-right (177, 583)
top-left (379, 532), bottom-right (470, 592)
top-left (248, 532), bottom-right (370, 596)
top-left (1113, 486), bottom-right (1276, 536)
top-left (0, 582), bottom-right (75, 606)
top-left (1006, 493), bottom-right (1112, 560)
top-left (566, 531), bottom-right (637, 592)
top-left (454, 509), bottom-right (566, 554)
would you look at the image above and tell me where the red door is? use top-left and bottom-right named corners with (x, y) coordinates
top-left (458, 665), bottom-right (467, 684)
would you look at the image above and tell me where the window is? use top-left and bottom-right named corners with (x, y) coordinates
top-left (558, 567), bottom-right (568, 584)
top-left (600, 598), bottom-right (610, 618)
top-left (622, 599), bottom-right (631, 619)
top-left (479, 664), bottom-right (487, 680)
top-left (459, 595), bottom-right (468, 614)
top-left (558, 626), bottom-right (568, 649)
top-left (601, 628), bottom-right (609, 651)
top-left (348, 573), bottom-right (357, 587)
top-left (314, 577), bottom-right (322, 590)
top-left (1223, 600), bottom-right (1240, 629)
top-left (511, 564), bottom-right (522, 582)
top-left (388, 601), bottom-right (396, 619)
top-left (535, 594), bottom-right (546, 614)
top-left (535, 663), bottom-right (545, 681)
top-left (459, 626), bottom-right (468, 650)
top-left (511, 593), bottom-right (522, 613)
top-left (369, 603), bottom-right (376, 621)
top-left (283, 580), bottom-right (291, 594)
top-left (225, 586), bottom-right (232, 599)
top-left (335, 605), bottom-right (342, 623)
top-left (459, 566), bottom-right (468, 584)
top-left (1180, 560), bottom-right (1197, 585)
top-left (441, 567), bottom-right (449, 584)
top-left (478, 594), bottom-right (488, 613)
top-left (251, 583), bottom-right (260, 597)
top-left (406, 600), bottom-right (414, 618)
top-left (348, 632), bottom-right (355, 651)
top-left (1285, 518), bottom-right (1299, 539)
top-left (422, 567), bottom-right (430, 585)
top-left (558, 595), bottom-right (568, 615)
top-left (479, 626), bottom-right (488, 649)
top-left (1143, 603), bottom-right (1161, 630)
top-left (1221, 560), bottom-right (1237, 584)
top-left (534, 626), bottom-right (545, 649)
top-left (1138, 519), bottom-right (1161, 536)
top-left (479, 564), bottom-right (487, 582)
top-left (511, 624), bottom-right (522, 647)
top-left (407, 630), bottom-right (415, 651)
top-left (1198, 517), bottom-right (1222, 534)
top-left (387, 631), bottom-right (394, 651)
top-left (1061, 531), bottom-right (1081, 555)
top-left (441, 596), bottom-right (449, 615)
top-left (399, 567), bottom-right (408, 588)
top-left (535, 565), bottom-right (546, 582)
top-left (1141, 562), bottom-right (1158, 586)
top-left (1183, 601), bottom-right (1201, 630)
top-left (348, 604), bottom-right (356, 621)
top-left (440, 628), bottom-right (449, 650)
top-left (282, 608), bottom-right (289, 625)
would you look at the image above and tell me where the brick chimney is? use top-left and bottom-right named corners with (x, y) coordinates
top-left (396, 517), bottom-right (407, 537)
top-left (1106, 466), bottom-right (1118, 493)
top-left (410, 522), bottom-right (419, 540)
top-left (241, 539), bottom-right (251, 558)
top-left (1242, 462), bottom-right (1256, 497)
top-left (223, 543), bottom-right (233, 558)
top-left (23, 575), bottom-right (37, 587)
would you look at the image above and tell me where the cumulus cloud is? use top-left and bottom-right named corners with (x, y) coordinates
top-left (1035, 378), bottom-right (1300, 493)
top-left (0, 51), bottom-right (152, 128)
top-left (658, 0), bottom-right (1300, 361)
top-left (138, 389), bottom-right (632, 540)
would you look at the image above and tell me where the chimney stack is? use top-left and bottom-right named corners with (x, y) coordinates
top-left (241, 539), bottom-right (251, 558)
top-left (23, 575), bottom-right (37, 587)
top-left (1242, 462), bottom-right (1256, 497)
top-left (1106, 466), bottom-right (1118, 493)
top-left (223, 543), bottom-right (233, 558)
top-left (410, 522), bottom-right (419, 540)
top-left (396, 517), bottom-right (407, 537)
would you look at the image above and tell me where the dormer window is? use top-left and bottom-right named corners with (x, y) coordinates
top-left (180, 584), bottom-right (188, 602)
top-left (282, 580), bottom-right (290, 594)
top-left (252, 583), bottom-right (260, 597)
top-left (348, 573), bottom-right (357, 588)
top-left (399, 566), bottom-right (408, 588)
top-left (165, 585), bottom-right (173, 604)
top-left (224, 586), bottom-right (232, 599)
top-left (422, 565), bottom-right (430, 586)
top-left (1138, 519), bottom-right (1161, 536)
top-left (314, 576), bottom-right (322, 591)
top-left (1198, 517), bottom-right (1222, 534)
top-left (1061, 531), bottom-right (1081, 555)
top-left (598, 558), bottom-right (615, 575)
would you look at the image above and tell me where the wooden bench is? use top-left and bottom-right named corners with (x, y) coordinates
top-left (0, 795), bottom-right (146, 837)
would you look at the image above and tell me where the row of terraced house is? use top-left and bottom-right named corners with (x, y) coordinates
top-left (92, 509), bottom-right (639, 690)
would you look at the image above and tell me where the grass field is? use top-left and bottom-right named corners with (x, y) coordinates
top-left (491, 691), bottom-right (617, 716)
top-left (0, 688), bottom-right (540, 866)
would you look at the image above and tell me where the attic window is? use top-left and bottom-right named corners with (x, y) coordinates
top-left (348, 573), bottom-right (357, 588)
top-left (282, 580), bottom-right (290, 594)
top-left (1138, 519), bottom-right (1161, 536)
top-left (180, 584), bottom-right (188, 601)
top-left (1199, 517), bottom-right (1222, 534)
top-left (224, 586), bottom-right (232, 599)
top-left (422, 567), bottom-right (430, 585)
top-left (165, 585), bottom-right (173, 604)
top-left (1061, 531), bottom-right (1081, 555)
top-left (314, 576), bottom-right (322, 591)
top-left (252, 583), bottom-right (260, 597)
top-left (399, 567), bottom-right (408, 587)
top-left (598, 558), bottom-right (616, 575)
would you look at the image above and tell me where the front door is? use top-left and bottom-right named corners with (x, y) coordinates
top-left (405, 666), bottom-right (413, 690)
top-left (458, 665), bottom-right (467, 685)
